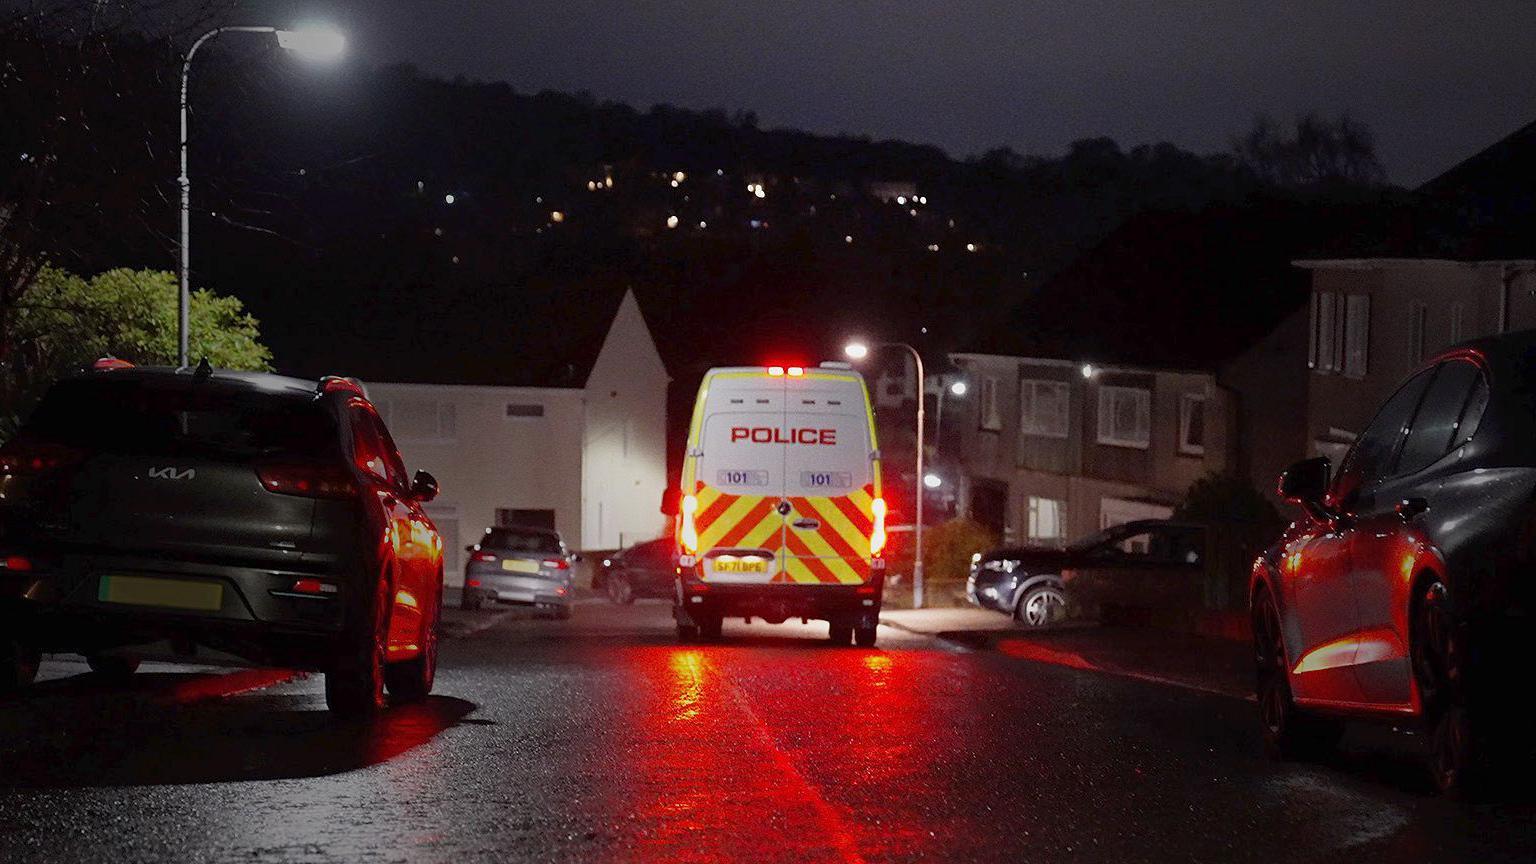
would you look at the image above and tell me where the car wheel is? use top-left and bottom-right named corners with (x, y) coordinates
top-left (86, 654), bottom-right (140, 681)
top-left (828, 623), bottom-right (853, 645)
top-left (327, 576), bottom-right (389, 719)
top-left (1014, 583), bottom-right (1066, 627)
top-left (607, 574), bottom-right (634, 605)
top-left (385, 581), bottom-right (439, 705)
top-left (1254, 590), bottom-right (1342, 760)
top-left (1413, 579), bottom-right (1488, 797)
top-left (0, 638), bottom-right (39, 696)
top-left (854, 626), bottom-right (878, 648)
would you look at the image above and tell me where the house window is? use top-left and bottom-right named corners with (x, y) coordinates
top-left (379, 398), bottom-right (456, 443)
top-left (1019, 379), bottom-right (1069, 439)
top-left (979, 376), bottom-right (1002, 431)
top-left (1450, 302), bottom-right (1465, 344)
top-left (1027, 497), bottom-right (1065, 541)
top-left (1096, 386), bottom-right (1151, 449)
top-left (1178, 394), bottom-right (1206, 456)
top-left (1310, 291), bottom-right (1340, 372)
top-left (1409, 301), bottom-right (1428, 362)
top-left (506, 402), bottom-right (545, 419)
top-left (1343, 293), bottom-right (1370, 378)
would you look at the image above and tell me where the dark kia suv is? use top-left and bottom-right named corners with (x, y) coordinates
top-left (0, 363), bottom-right (444, 717)
top-left (1254, 332), bottom-right (1536, 796)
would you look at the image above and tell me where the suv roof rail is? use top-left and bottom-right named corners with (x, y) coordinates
top-left (317, 375), bottom-right (366, 398)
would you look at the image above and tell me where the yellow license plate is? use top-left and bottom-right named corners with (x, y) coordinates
top-left (502, 559), bottom-right (540, 573)
top-left (713, 558), bottom-right (768, 574)
top-left (98, 575), bottom-right (223, 611)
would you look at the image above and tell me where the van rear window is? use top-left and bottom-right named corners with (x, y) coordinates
top-left (21, 379), bottom-right (338, 459)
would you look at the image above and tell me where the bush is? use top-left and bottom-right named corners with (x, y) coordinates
top-left (921, 518), bottom-right (998, 585)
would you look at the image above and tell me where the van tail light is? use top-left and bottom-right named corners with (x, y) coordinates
top-left (869, 497), bottom-right (888, 557)
top-left (256, 462), bottom-right (357, 500)
top-left (0, 442), bottom-right (84, 477)
top-left (543, 558), bottom-right (570, 570)
top-left (679, 493), bottom-right (699, 554)
top-left (767, 366), bottom-right (785, 377)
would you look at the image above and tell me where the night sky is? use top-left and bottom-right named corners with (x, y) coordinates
top-left (252, 0), bottom-right (1536, 187)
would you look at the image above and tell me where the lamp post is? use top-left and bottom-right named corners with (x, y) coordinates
top-left (178, 24), bottom-right (345, 367)
top-left (845, 340), bottom-right (927, 608)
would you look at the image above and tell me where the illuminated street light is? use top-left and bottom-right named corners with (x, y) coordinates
top-left (1081, 363), bottom-right (1096, 379)
top-left (923, 472), bottom-right (942, 489)
top-left (844, 339), bottom-right (929, 608)
top-left (178, 22), bottom-right (345, 366)
top-left (950, 380), bottom-right (968, 397)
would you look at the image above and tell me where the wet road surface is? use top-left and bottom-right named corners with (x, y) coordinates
top-left (3, 600), bottom-right (1536, 863)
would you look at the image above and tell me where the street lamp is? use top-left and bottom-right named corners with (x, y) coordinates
top-left (178, 23), bottom-right (345, 367)
top-left (923, 472), bottom-right (943, 489)
top-left (845, 339), bottom-right (928, 608)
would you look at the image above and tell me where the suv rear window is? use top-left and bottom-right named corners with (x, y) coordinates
top-left (482, 528), bottom-right (563, 554)
top-left (21, 379), bottom-right (338, 459)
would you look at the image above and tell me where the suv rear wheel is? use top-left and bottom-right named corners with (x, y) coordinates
top-left (326, 577), bottom-right (389, 718)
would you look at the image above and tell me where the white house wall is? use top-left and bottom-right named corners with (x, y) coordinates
top-left (366, 382), bottom-right (586, 587)
top-left (581, 290), bottom-right (671, 550)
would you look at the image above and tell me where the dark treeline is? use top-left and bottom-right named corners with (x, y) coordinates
top-left (3, 4), bottom-right (1403, 403)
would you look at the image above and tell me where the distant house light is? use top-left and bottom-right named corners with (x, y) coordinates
top-left (587, 181), bottom-right (597, 191)
top-left (670, 180), bottom-right (679, 188)
top-left (966, 243), bottom-right (977, 252)
top-left (844, 235), bottom-right (853, 244)
top-left (673, 171), bottom-right (686, 183)
top-left (896, 196), bottom-right (907, 205)
top-left (444, 193), bottom-right (455, 204)
top-left (550, 210), bottom-right (565, 223)
top-left (666, 215), bottom-right (679, 229)
top-left (927, 244), bottom-right (939, 252)
top-left (698, 220), bottom-right (708, 229)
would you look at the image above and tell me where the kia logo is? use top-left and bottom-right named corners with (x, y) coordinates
top-left (147, 467), bottom-right (196, 480)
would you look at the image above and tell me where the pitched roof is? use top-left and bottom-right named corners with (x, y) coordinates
top-left (269, 280), bottom-right (662, 389)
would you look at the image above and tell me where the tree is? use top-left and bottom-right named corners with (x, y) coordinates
top-left (1233, 113), bottom-right (1387, 189)
top-left (1, 266), bottom-right (272, 437)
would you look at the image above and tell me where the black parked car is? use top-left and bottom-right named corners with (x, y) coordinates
top-left (596, 537), bottom-right (676, 605)
top-left (0, 363), bottom-right (444, 717)
top-left (969, 520), bottom-right (1206, 626)
top-left (1252, 333), bottom-right (1536, 797)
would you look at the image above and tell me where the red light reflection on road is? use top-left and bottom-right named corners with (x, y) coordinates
top-left (610, 641), bottom-right (957, 863)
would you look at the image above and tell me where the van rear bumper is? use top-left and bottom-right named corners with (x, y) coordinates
top-left (674, 579), bottom-right (883, 626)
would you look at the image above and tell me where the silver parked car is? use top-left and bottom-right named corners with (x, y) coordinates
top-left (461, 526), bottom-right (577, 618)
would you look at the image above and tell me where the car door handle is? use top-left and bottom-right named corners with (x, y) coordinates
top-left (1395, 497), bottom-right (1429, 521)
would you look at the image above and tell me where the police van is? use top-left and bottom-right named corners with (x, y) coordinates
top-left (673, 363), bottom-right (885, 645)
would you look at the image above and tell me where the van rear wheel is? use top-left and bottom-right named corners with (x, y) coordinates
top-left (854, 626), bottom-right (878, 648)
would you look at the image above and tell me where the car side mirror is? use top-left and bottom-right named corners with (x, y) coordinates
top-left (411, 470), bottom-right (439, 503)
top-left (1278, 457), bottom-right (1330, 522)
top-left (660, 487), bottom-right (680, 516)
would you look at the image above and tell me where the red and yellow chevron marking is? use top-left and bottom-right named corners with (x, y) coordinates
top-left (691, 482), bottom-right (877, 584)
top-left (693, 485), bottom-right (783, 555)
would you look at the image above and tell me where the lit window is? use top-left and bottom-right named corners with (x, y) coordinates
top-left (1028, 497), bottom-right (1065, 541)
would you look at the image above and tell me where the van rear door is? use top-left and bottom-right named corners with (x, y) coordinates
top-left (779, 374), bottom-right (876, 585)
top-left (693, 375), bottom-right (785, 583)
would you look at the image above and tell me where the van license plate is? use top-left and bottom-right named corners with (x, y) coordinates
top-left (714, 559), bottom-right (768, 574)
top-left (98, 575), bottom-right (223, 611)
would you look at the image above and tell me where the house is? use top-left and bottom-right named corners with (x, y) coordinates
top-left (356, 289), bottom-right (670, 584)
top-left (945, 354), bottom-right (1234, 544)
top-left (1293, 258), bottom-right (1536, 463)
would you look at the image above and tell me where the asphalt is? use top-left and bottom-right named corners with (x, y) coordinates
top-left (2, 599), bottom-right (1536, 863)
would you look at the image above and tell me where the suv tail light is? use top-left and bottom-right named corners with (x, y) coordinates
top-left (256, 463), bottom-right (356, 500)
top-left (542, 558), bottom-right (570, 570)
top-left (0, 442), bottom-right (84, 477)
top-left (471, 551), bottom-right (498, 563)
